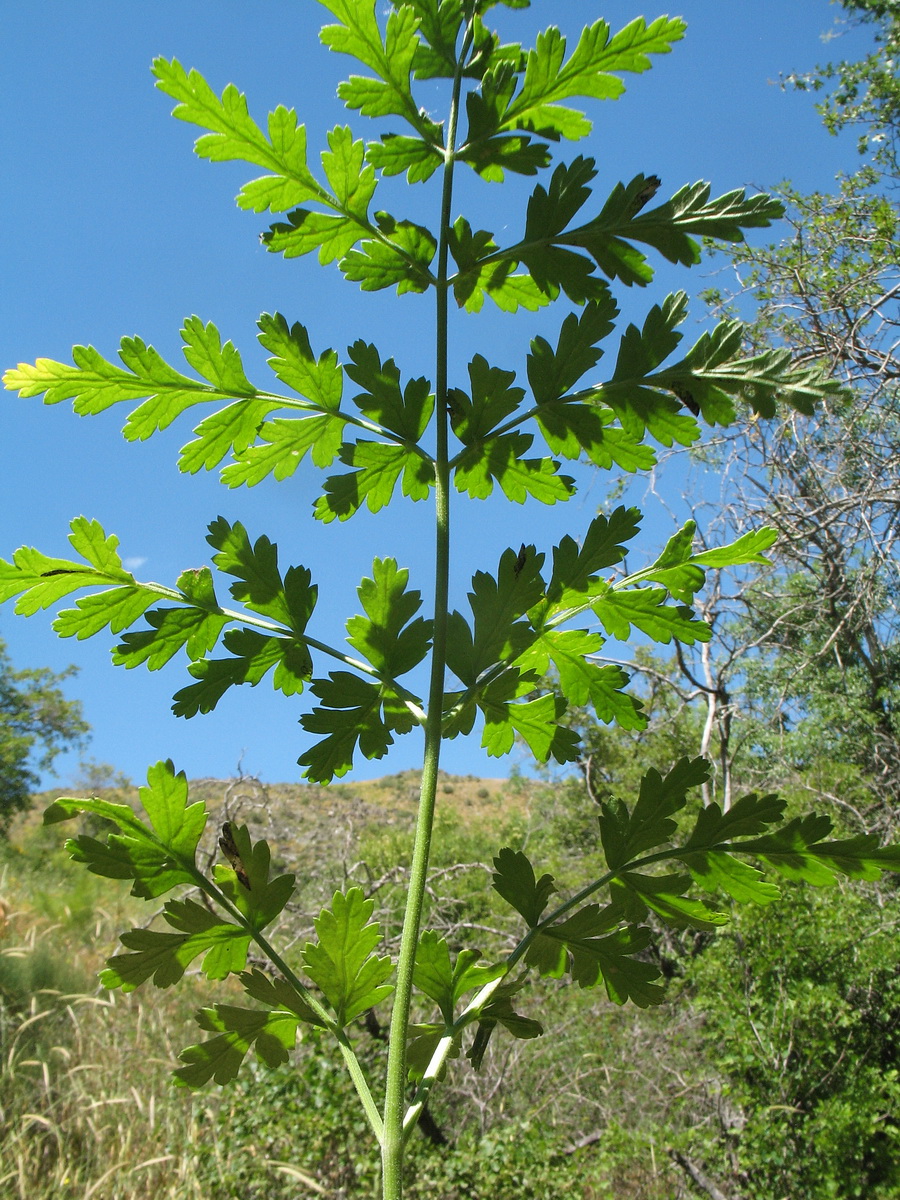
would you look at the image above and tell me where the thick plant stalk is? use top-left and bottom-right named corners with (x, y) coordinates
top-left (381, 20), bottom-right (473, 1197)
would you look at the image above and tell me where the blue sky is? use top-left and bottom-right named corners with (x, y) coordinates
top-left (0, 2), bottom-right (875, 788)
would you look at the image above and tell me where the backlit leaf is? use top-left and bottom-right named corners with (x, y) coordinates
top-left (302, 887), bottom-right (393, 1026)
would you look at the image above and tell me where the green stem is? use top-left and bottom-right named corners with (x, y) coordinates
top-left (381, 18), bottom-right (474, 1200)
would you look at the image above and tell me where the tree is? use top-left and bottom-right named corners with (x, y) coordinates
top-left (2, 5), bottom-right (897, 1197)
top-left (0, 635), bottom-right (88, 832)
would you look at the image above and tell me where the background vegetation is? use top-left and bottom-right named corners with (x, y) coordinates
top-left (2, 760), bottom-right (899, 1200)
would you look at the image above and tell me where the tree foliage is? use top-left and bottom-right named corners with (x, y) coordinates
top-left (0, 636), bottom-right (88, 831)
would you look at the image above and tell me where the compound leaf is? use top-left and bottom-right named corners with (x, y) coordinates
top-left (599, 757), bottom-right (711, 870)
top-left (502, 18), bottom-right (686, 141)
top-left (517, 627), bottom-right (646, 729)
top-left (315, 441), bottom-right (435, 523)
top-left (527, 905), bottom-right (665, 1007)
top-left (153, 57), bottom-right (327, 213)
top-left (591, 586), bottom-right (711, 645)
top-left (100, 899), bottom-right (251, 992)
top-left (211, 821), bottom-right (297, 930)
top-left (453, 433), bottom-right (575, 504)
top-left (413, 931), bottom-right (505, 1024)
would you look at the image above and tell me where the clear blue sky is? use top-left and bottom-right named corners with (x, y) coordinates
top-left (0, 1), bottom-right (874, 788)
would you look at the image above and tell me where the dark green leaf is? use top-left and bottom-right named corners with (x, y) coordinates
top-left (447, 355), bottom-right (524, 445)
top-left (491, 847), bottom-right (556, 926)
top-left (100, 899), bottom-right (250, 992)
top-left (448, 217), bottom-right (550, 313)
top-left (446, 545), bottom-right (546, 685)
top-left (598, 757), bottom-right (711, 870)
top-left (538, 506), bottom-right (641, 622)
top-left (113, 605), bottom-right (229, 671)
top-left (298, 672), bottom-right (418, 783)
top-left (174, 1003), bottom-right (301, 1088)
top-left (527, 297), bottom-right (618, 403)
top-left (612, 872), bottom-right (729, 931)
top-left (315, 441), bottom-right (435, 522)
top-left (206, 517), bottom-right (317, 631)
top-left (527, 905), bottom-right (665, 1007)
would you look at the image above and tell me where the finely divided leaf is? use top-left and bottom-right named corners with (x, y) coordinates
top-left (302, 888), bottom-right (393, 1026)
top-left (211, 822), bottom-right (296, 930)
top-left (113, 605), bottom-right (228, 671)
top-left (448, 217), bottom-right (550, 313)
top-left (501, 18), bottom-right (686, 141)
top-left (453, 433), bottom-right (575, 504)
top-left (153, 57), bottom-right (327, 213)
top-left (527, 905), bottom-right (665, 1007)
top-left (540, 506), bottom-right (641, 620)
top-left (207, 517), bottom-right (317, 632)
top-left (517, 628), bottom-right (646, 729)
top-left (0, 517), bottom-right (142, 615)
top-left (447, 355), bottom-right (524, 445)
top-left (527, 297), bottom-right (618, 403)
top-left (446, 545), bottom-right (546, 685)
top-left (100, 898), bottom-right (251, 992)
top-left (256, 313), bottom-right (343, 409)
top-left (315, 441), bottom-right (435, 522)
top-left (611, 872), bottom-right (729, 931)
top-left (591, 586), bottom-right (711, 645)
top-left (320, 0), bottom-right (438, 137)
top-left (298, 671), bottom-right (419, 782)
top-left (344, 342), bottom-right (434, 439)
top-left (172, 628), bottom-right (311, 716)
top-left (174, 1003), bottom-right (302, 1088)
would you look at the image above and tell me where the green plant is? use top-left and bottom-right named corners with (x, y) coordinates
top-left (3, 4), bottom-right (899, 1197)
